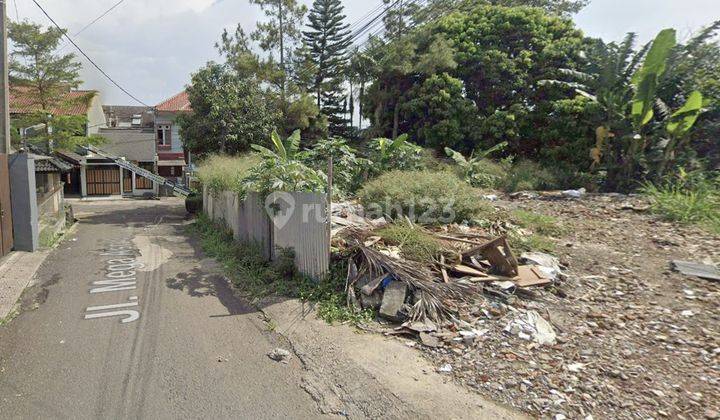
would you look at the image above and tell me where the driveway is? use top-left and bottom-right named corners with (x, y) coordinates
top-left (0, 198), bottom-right (326, 419)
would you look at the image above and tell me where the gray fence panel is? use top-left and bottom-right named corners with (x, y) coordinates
top-left (271, 192), bottom-right (329, 280)
top-left (240, 192), bottom-right (272, 260)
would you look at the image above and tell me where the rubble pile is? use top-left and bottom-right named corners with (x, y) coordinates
top-left (330, 197), bottom-right (720, 419)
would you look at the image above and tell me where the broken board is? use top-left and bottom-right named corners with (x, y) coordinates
top-left (671, 260), bottom-right (720, 281)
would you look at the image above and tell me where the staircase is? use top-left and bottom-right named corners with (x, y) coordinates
top-left (83, 145), bottom-right (192, 198)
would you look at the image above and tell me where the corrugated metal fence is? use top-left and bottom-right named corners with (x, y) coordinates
top-left (203, 186), bottom-right (329, 280)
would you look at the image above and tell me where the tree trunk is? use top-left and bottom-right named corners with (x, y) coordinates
top-left (278, 0), bottom-right (285, 104)
top-left (358, 82), bottom-right (364, 130)
top-left (348, 82), bottom-right (354, 128)
top-left (392, 102), bottom-right (400, 139)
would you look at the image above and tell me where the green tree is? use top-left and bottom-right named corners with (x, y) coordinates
top-left (177, 63), bottom-right (279, 156)
top-left (419, 0), bottom-right (589, 18)
top-left (249, 0), bottom-right (307, 105)
top-left (401, 73), bottom-right (479, 151)
top-left (9, 21), bottom-right (90, 149)
top-left (382, 0), bottom-right (421, 40)
top-left (302, 0), bottom-right (352, 136)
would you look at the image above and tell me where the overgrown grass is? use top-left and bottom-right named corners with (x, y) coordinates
top-left (188, 213), bottom-right (372, 324)
top-left (502, 160), bottom-right (560, 192)
top-left (196, 154), bottom-right (260, 195)
top-left (377, 222), bottom-right (443, 263)
top-left (641, 172), bottom-right (720, 233)
top-left (511, 210), bottom-right (565, 237)
top-left (357, 170), bottom-right (492, 224)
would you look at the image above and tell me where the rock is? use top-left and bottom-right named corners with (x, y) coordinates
top-left (706, 409), bottom-right (719, 420)
top-left (420, 332), bottom-right (443, 348)
top-left (379, 280), bottom-right (408, 321)
top-left (267, 348), bottom-right (291, 363)
top-left (359, 290), bottom-right (383, 310)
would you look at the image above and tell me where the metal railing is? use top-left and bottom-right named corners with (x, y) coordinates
top-left (83, 145), bottom-right (192, 197)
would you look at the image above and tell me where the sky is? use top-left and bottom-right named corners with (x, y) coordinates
top-left (10, 0), bottom-right (720, 106)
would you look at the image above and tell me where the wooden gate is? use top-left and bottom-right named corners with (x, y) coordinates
top-left (87, 165), bottom-right (121, 196)
top-left (123, 169), bottom-right (132, 193)
top-left (0, 154), bottom-right (14, 256)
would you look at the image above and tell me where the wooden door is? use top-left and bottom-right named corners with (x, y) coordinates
top-left (0, 154), bottom-right (14, 256)
top-left (86, 166), bottom-right (121, 196)
top-left (135, 162), bottom-right (154, 190)
top-left (123, 169), bottom-right (132, 193)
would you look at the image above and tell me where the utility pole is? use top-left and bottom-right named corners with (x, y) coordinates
top-left (0, 0), bottom-right (11, 154)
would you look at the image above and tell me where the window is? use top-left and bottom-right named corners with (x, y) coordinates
top-left (156, 124), bottom-right (171, 146)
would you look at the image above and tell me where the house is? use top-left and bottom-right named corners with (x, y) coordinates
top-left (56, 127), bottom-right (160, 198)
top-left (9, 86), bottom-right (107, 136)
top-left (155, 91), bottom-right (191, 182)
top-left (8, 149), bottom-right (71, 251)
top-left (103, 105), bottom-right (154, 128)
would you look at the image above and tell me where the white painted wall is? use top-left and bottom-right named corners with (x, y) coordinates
top-left (86, 92), bottom-right (107, 135)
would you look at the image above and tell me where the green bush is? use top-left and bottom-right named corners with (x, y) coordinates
top-left (196, 154), bottom-right (260, 194)
top-left (366, 134), bottom-right (424, 176)
top-left (502, 160), bottom-right (560, 192)
top-left (641, 171), bottom-right (720, 233)
top-left (377, 222), bottom-right (443, 263)
top-left (357, 170), bottom-right (488, 224)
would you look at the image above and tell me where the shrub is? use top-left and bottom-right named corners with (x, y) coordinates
top-left (196, 154), bottom-right (260, 194)
top-left (502, 160), bottom-right (559, 192)
top-left (366, 134), bottom-right (424, 176)
top-left (641, 170), bottom-right (720, 233)
top-left (357, 170), bottom-right (488, 224)
top-left (299, 137), bottom-right (367, 193)
top-left (243, 130), bottom-right (327, 196)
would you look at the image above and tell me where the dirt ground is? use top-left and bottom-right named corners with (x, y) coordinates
top-left (421, 193), bottom-right (720, 419)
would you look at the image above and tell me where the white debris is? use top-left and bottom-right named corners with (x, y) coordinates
top-left (681, 310), bottom-right (695, 317)
top-left (561, 188), bottom-right (586, 199)
top-left (565, 363), bottom-right (586, 373)
top-left (504, 310), bottom-right (557, 345)
top-left (438, 363), bottom-right (453, 373)
top-left (267, 348), bottom-right (291, 363)
top-left (521, 252), bottom-right (562, 281)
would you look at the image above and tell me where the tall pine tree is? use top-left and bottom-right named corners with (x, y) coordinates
top-left (302, 0), bottom-right (352, 137)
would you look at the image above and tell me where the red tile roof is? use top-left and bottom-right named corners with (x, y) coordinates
top-left (156, 91), bottom-right (192, 112)
top-left (10, 86), bottom-right (97, 116)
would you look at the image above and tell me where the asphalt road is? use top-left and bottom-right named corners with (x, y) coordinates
top-left (0, 199), bottom-right (325, 419)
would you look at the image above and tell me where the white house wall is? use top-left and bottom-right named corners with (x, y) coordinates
top-left (86, 93), bottom-right (107, 135)
top-left (155, 112), bottom-right (184, 154)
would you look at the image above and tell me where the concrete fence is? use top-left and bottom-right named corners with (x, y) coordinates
top-left (203, 186), bottom-right (329, 280)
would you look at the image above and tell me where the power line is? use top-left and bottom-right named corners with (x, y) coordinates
top-left (12, 0), bottom-right (19, 21)
top-left (30, 0), bottom-right (150, 107)
top-left (73, 0), bottom-right (126, 37)
top-left (57, 0), bottom-right (127, 52)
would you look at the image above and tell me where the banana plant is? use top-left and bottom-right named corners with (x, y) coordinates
top-left (251, 129), bottom-right (301, 162)
top-left (367, 133), bottom-right (423, 173)
top-left (657, 90), bottom-right (706, 176)
top-left (445, 142), bottom-right (508, 188)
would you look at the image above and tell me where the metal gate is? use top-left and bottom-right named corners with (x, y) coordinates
top-left (0, 154), bottom-right (14, 256)
top-left (86, 165), bottom-right (120, 196)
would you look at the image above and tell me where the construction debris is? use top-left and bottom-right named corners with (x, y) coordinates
top-left (503, 310), bottom-right (557, 345)
top-left (267, 348), bottom-right (292, 363)
top-left (671, 260), bottom-right (720, 281)
top-left (334, 205), bottom-right (562, 332)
